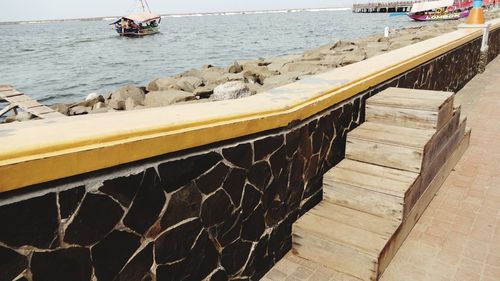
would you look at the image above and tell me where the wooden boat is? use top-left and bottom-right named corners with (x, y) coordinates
top-left (407, 0), bottom-right (473, 21)
top-left (111, 0), bottom-right (161, 37)
top-left (407, 0), bottom-right (496, 21)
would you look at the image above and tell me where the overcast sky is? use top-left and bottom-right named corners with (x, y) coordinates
top-left (0, 0), bottom-right (355, 22)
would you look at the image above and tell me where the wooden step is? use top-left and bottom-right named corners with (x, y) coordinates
top-left (345, 122), bottom-right (433, 173)
top-left (346, 107), bottom-right (460, 175)
top-left (293, 232), bottom-right (378, 281)
top-left (324, 160), bottom-right (420, 220)
top-left (280, 88), bottom-right (470, 281)
top-left (293, 130), bottom-right (470, 281)
top-left (366, 88), bottom-right (454, 130)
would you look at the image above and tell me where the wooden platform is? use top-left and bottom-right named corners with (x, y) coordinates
top-left (291, 87), bottom-right (470, 280)
top-left (0, 85), bottom-right (64, 119)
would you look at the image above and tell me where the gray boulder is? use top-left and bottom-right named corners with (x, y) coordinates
top-left (228, 61), bottom-right (243, 73)
top-left (212, 81), bottom-right (253, 101)
top-left (176, 76), bottom-right (204, 93)
top-left (263, 72), bottom-right (302, 90)
top-left (280, 62), bottom-right (325, 75)
top-left (320, 54), bottom-right (345, 67)
top-left (216, 72), bottom-right (245, 84)
top-left (194, 84), bottom-right (216, 99)
top-left (70, 106), bottom-right (90, 116)
top-left (92, 102), bottom-right (107, 110)
top-left (340, 49), bottom-right (367, 66)
top-left (108, 85), bottom-right (145, 110)
top-left (50, 103), bottom-right (70, 115)
top-left (144, 90), bottom-right (196, 107)
top-left (148, 77), bottom-right (179, 92)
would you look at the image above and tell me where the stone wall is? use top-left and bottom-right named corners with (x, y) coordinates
top-left (1, 28), bottom-right (499, 281)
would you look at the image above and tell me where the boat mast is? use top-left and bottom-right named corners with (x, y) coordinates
top-left (139, 0), bottom-right (152, 13)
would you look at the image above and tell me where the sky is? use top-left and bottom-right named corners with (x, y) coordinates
top-left (0, 0), bottom-right (355, 22)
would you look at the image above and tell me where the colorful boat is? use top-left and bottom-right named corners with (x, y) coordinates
top-left (408, 0), bottom-right (472, 21)
top-left (408, 0), bottom-right (496, 21)
top-left (111, 0), bottom-right (161, 37)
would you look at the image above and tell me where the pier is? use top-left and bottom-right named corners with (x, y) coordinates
top-left (352, 1), bottom-right (415, 13)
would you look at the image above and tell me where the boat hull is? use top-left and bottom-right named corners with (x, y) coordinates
top-left (116, 27), bottom-right (160, 37)
top-left (408, 10), bottom-right (469, 21)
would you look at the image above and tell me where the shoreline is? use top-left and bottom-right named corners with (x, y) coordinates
top-left (3, 9), bottom-right (500, 123)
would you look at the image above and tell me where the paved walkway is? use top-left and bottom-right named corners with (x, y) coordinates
top-left (263, 56), bottom-right (500, 281)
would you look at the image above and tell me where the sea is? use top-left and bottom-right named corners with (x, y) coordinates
top-left (0, 8), bottom-right (430, 104)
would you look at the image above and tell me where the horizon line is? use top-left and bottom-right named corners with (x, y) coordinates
top-left (0, 6), bottom-right (351, 24)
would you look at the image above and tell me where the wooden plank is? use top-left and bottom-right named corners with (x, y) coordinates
top-left (336, 159), bottom-right (419, 186)
top-left (421, 119), bottom-right (467, 191)
top-left (349, 122), bottom-right (432, 149)
top-left (377, 88), bottom-right (454, 101)
top-left (378, 130), bottom-right (471, 277)
top-left (402, 176), bottom-right (422, 219)
top-left (0, 104), bottom-right (18, 117)
top-left (367, 96), bottom-right (451, 112)
top-left (323, 180), bottom-right (403, 221)
top-left (293, 232), bottom-right (378, 281)
top-left (309, 201), bottom-right (399, 236)
top-left (328, 166), bottom-right (409, 197)
top-left (295, 212), bottom-right (389, 256)
top-left (0, 91), bottom-right (24, 98)
top-left (436, 98), bottom-right (454, 131)
top-left (5, 94), bottom-right (33, 104)
top-left (346, 136), bottom-right (424, 173)
top-left (366, 104), bottom-right (439, 130)
top-left (422, 108), bottom-right (461, 171)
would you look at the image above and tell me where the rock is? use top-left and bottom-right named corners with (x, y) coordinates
top-left (320, 54), bottom-right (345, 67)
top-left (16, 112), bottom-right (33, 121)
top-left (212, 82), bottom-right (253, 101)
top-left (176, 76), bottom-right (204, 93)
top-left (243, 70), bottom-right (264, 85)
top-left (92, 102), bottom-right (106, 110)
top-left (243, 65), bottom-right (279, 78)
top-left (216, 73), bottom-right (245, 84)
top-left (340, 48), bottom-right (367, 66)
top-left (77, 95), bottom-right (105, 108)
top-left (148, 77), bottom-right (178, 92)
top-left (263, 72), bottom-right (302, 89)
top-left (332, 40), bottom-right (357, 51)
top-left (377, 37), bottom-right (390, 43)
top-left (108, 85), bottom-right (145, 110)
top-left (280, 62), bottom-right (325, 75)
top-left (70, 106), bottom-right (91, 116)
top-left (125, 97), bottom-right (138, 110)
top-left (144, 90), bottom-right (196, 107)
top-left (266, 56), bottom-right (298, 72)
top-left (85, 93), bottom-right (99, 101)
top-left (247, 83), bottom-right (262, 94)
top-left (228, 61), bottom-right (243, 73)
top-left (199, 68), bottom-right (226, 85)
top-left (194, 84), bottom-right (216, 99)
top-left (180, 68), bottom-right (204, 79)
top-left (89, 108), bottom-right (109, 114)
top-left (51, 103), bottom-right (70, 115)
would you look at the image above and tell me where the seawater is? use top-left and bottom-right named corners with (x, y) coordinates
top-left (0, 9), bottom-right (429, 104)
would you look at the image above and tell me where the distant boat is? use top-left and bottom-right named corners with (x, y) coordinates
top-left (407, 0), bottom-right (473, 21)
top-left (111, 0), bottom-right (161, 37)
